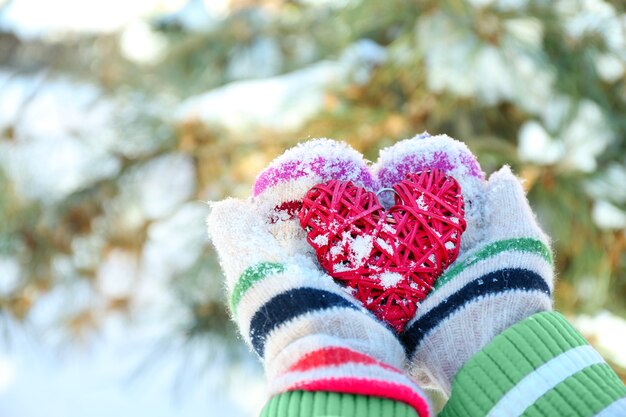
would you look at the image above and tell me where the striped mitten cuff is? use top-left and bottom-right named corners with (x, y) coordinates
top-left (229, 255), bottom-right (430, 416)
top-left (441, 311), bottom-right (626, 417)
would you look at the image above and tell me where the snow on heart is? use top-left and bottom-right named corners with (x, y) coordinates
top-left (298, 169), bottom-right (466, 333)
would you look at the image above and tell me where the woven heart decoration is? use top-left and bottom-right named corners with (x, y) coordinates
top-left (298, 169), bottom-right (466, 333)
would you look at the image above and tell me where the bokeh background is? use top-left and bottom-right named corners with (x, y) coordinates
top-left (0, 0), bottom-right (624, 415)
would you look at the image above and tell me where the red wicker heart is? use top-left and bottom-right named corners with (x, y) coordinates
top-left (298, 169), bottom-right (466, 333)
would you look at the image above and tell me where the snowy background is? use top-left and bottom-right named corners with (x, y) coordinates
top-left (0, 0), bottom-right (624, 416)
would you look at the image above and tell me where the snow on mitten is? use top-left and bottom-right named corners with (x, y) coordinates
top-left (252, 139), bottom-right (378, 258)
top-left (208, 139), bottom-right (432, 417)
top-left (374, 132), bottom-right (488, 251)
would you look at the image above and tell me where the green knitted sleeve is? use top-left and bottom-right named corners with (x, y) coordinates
top-left (441, 311), bottom-right (626, 417)
top-left (260, 391), bottom-right (418, 417)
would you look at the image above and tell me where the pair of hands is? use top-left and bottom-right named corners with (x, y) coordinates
top-left (207, 135), bottom-right (553, 413)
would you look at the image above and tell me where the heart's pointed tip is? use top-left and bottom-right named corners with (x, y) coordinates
top-left (380, 311), bottom-right (410, 334)
top-left (391, 322), bottom-right (407, 334)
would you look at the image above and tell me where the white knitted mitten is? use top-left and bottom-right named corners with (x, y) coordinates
top-left (208, 139), bottom-right (432, 416)
top-left (375, 134), bottom-right (553, 395)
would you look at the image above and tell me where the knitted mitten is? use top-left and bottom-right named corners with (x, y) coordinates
top-left (208, 140), bottom-right (432, 417)
top-left (375, 134), bottom-right (553, 393)
top-left (378, 134), bottom-right (626, 417)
